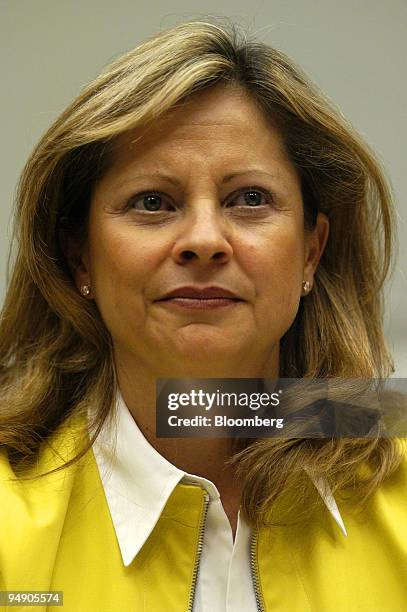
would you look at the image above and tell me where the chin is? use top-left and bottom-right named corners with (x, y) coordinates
top-left (175, 327), bottom-right (242, 354)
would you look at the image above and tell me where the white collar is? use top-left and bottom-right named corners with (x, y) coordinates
top-left (89, 391), bottom-right (347, 567)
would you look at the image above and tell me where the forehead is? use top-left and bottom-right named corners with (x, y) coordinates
top-left (97, 85), bottom-right (300, 199)
top-left (109, 85), bottom-right (290, 166)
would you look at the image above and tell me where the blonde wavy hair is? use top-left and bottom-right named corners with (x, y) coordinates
top-left (0, 19), bottom-right (404, 527)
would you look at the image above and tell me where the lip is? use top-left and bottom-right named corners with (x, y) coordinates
top-left (156, 285), bottom-right (242, 301)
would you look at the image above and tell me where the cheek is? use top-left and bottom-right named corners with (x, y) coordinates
top-left (244, 230), bottom-right (304, 290)
top-left (87, 222), bottom-right (158, 314)
top-left (242, 227), bottom-right (304, 324)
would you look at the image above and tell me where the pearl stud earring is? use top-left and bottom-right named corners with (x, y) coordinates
top-left (80, 285), bottom-right (91, 297)
top-left (302, 280), bottom-right (311, 293)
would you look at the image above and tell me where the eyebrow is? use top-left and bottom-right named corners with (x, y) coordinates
top-left (116, 169), bottom-right (281, 188)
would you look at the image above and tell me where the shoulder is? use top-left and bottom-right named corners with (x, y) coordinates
top-left (0, 411), bottom-right (94, 538)
top-left (0, 412), bottom-right (104, 589)
top-left (0, 411), bottom-right (89, 479)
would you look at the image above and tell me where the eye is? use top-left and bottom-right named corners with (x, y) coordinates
top-left (126, 191), bottom-right (175, 212)
top-left (225, 188), bottom-right (272, 208)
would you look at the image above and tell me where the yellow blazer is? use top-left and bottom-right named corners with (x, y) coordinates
top-left (0, 414), bottom-right (406, 611)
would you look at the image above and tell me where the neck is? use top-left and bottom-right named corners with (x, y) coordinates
top-left (114, 348), bottom-right (279, 487)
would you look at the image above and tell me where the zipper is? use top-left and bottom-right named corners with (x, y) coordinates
top-left (250, 529), bottom-right (266, 612)
top-left (188, 490), bottom-right (210, 612)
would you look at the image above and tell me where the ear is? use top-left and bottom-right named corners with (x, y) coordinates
top-left (65, 235), bottom-right (92, 298)
top-left (302, 212), bottom-right (330, 290)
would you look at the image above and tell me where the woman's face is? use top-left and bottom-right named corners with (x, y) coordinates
top-left (74, 85), bottom-right (328, 378)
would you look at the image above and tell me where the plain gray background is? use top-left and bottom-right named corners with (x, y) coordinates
top-left (1, 0), bottom-right (406, 373)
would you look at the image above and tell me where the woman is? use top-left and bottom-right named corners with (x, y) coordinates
top-left (0, 20), bottom-right (406, 612)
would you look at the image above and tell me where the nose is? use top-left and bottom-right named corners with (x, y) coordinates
top-left (171, 202), bottom-right (233, 266)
